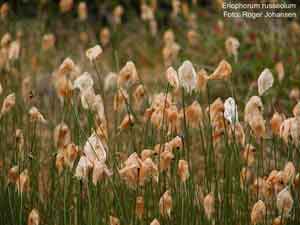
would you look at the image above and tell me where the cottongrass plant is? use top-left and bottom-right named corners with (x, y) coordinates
top-left (1, 1), bottom-right (300, 225)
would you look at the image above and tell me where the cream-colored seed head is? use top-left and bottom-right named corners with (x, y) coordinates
top-left (27, 209), bottom-right (39, 225)
top-left (86, 45), bottom-right (102, 62)
top-left (166, 66), bottom-right (179, 89)
top-left (178, 60), bottom-right (197, 93)
top-left (109, 216), bottom-right (120, 225)
top-left (275, 62), bottom-right (285, 82)
top-left (150, 218), bottom-right (160, 225)
top-left (251, 200), bottom-right (266, 225)
top-left (59, 0), bottom-right (73, 13)
top-left (178, 159), bottom-right (189, 182)
top-left (136, 196), bottom-right (145, 219)
top-left (209, 60), bottom-right (232, 80)
top-left (258, 68), bottom-right (274, 96)
top-left (277, 187), bottom-right (293, 217)
top-left (78, 2), bottom-right (88, 21)
top-left (0, 93), bottom-right (15, 118)
top-left (203, 193), bottom-right (215, 220)
top-left (29, 107), bottom-right (47, 124)
top-left (159, 190), bottom-right (172, 217)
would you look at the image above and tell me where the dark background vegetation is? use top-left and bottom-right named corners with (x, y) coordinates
top-left (4, 0), bottom-right (299, 19)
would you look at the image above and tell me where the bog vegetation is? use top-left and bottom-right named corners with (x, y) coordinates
top-left (0, 1), bottom-right (300, 225)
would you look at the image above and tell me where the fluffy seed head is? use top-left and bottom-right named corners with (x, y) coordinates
top-left (258, 68), bottom-right (274, 96)
top-left (277, 187), bottom-right (293, 217)
top-left (209, 60), bottom-right (232, 80)
top-left (166, 66), bottom-right (179, 89)
top-left (178, 159), bottom-right (189, 182)
top-left (27, 209), bottom-right (39, 225)
top-left (159, 190), bottom-right (172, 217)
top-left (251, 200), bottom-right (266, 225)
top-left (86, 45), bottom-right (102, 62)
top-left (203, 193), bottom-right (215, 220)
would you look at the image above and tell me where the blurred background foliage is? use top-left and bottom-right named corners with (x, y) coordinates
top-left (5, 0), bottom-right (299, 21)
